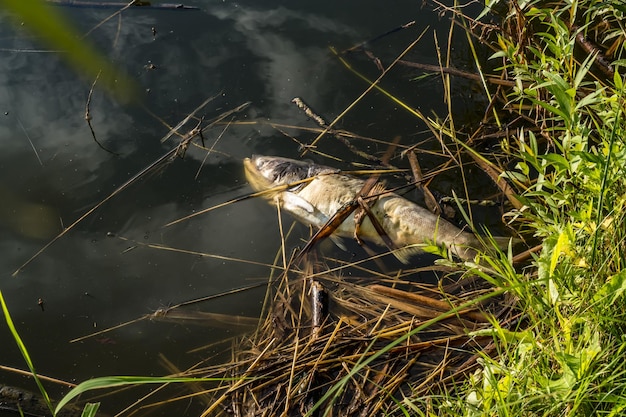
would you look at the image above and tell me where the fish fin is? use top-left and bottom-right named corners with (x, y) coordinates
top-left (391, 244), bottom-right (426, 264)
top-left (281, 192), bottom-right (315, 213)
top-left (330, 236), bottom-right (348, 251)
top-left (369, 181), bottom-right (388, 196)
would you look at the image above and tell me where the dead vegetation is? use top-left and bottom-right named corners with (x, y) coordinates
top-left (206, 255), bottom-right (516, 416)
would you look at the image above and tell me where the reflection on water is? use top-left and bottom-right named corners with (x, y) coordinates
top-left (0, 0), bottom-right (492, 414)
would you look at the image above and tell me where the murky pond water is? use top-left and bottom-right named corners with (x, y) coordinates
top-left (0, 0), bottom-right (495, 415)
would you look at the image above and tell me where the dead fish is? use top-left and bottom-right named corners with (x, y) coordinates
top-left (244, 155), bottom-right (513, 262)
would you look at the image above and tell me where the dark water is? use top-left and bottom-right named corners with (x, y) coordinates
top-left (0, 1), bottom-right (494, 415)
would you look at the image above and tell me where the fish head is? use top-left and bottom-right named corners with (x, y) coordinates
top-left (244, 155), bottom-right (339, 193)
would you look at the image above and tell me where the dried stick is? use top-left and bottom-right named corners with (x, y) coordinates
top-left (85, 70), bottom-right (119, 155)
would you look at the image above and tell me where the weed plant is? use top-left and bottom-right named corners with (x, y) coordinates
top-left (428, 0), bottom-right (626, 415)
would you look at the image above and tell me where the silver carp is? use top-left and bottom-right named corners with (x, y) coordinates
top-left (244, 155), bottom-right (512, 262)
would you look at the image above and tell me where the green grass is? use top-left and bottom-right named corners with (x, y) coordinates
top-left (417, 0), bottom-right (626, 415)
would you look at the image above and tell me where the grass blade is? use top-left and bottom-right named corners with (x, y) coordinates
top-left (80, 403), bottom-right (100, 417)
top-left (55, 375), bottom-right (240, 414)
top-left (0, 290), bottom-right (54, 416)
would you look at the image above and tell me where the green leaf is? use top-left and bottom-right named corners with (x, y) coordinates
top-left (606, 398), bottom-right (626, 417)
top-left (515, 161), bottom-right (530, 176)
top-left (614, 69), bottom-right (623, 90)
top-left (572, 150), bottom-right (603, 165)
top-left (594, 270), bottom-right (626, 306)
top-left (549, 229), bottom-right (570, 276)
top-left (547, 278), bottom-right (560, 305)
top-left (55, 375), bottom-right (240, 414)
top-left (612, 60), bottom-right (626, 69)
top-left (81, 403), bottom-right (101, 417)
top-left (541, 153), bottom-right (570, 170)
top-left (573, 50), bottom-right (597, 90)
top-left (529, 97), bottom-right (568, 121)
top-left (549, 352), bottom-right (578, 391)
top-left (578, 332), bottom-right (601, 378)
top-left (576, 89), bottom-right (604, 111)
top-left (545, 88), bottom-right (572, 122)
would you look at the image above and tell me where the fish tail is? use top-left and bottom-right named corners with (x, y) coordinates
top-left (451, 235), bottom-right (518, 261)
top-left (488, 235), bottom-right (519, 251)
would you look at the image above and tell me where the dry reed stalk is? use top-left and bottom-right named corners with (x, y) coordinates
top-left (368, 284), bottom-right (489, 323)
top-left (215, 253), bottom-right (505, 416)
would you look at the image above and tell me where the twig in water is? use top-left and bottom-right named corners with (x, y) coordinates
top-left (15, 114), bottom-right (42, 166)
top-left (70, 281), bottom-right (267, 343)
top-left (163, 177), bottom-right (316, 228)
top-left (404, 148), bottom-right (440, 214)
top-left (76, 1), bottom-right (135, 39)
top-left (160, 93), bottom-right (222, 143)
top-left (85, 70), bottom-right (119, 155)
top-left (398, 60), bottom-right (516, 87)
top-left (113, 10), bottom-right (122, 49)
top-left (46, 0), bottom-right (199, 10)
top-left (310, 280), bottom-right (328, 340)
top-left (194, 117), bottom-right (231, 180)
top-left (0, 365), bottom-right (76, 388)
top-left (363, 49), bottom-right (385, 72)
top-left (342, 20), bottom-right (415, 54)
top-left (0, 48), bottom-right (60, 53)
top-left (172, 116), bottom-right (204, 160)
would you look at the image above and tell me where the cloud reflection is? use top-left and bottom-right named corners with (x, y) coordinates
top-left (210, 5), bottom-right (358, 121)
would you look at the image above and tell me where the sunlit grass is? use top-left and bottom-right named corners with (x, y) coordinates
top-left (0, 290), bottom-right (54, 415)
top-left (419, 0), bottom-right (626, 415)
top-left (55, 375), bottom-right (242, 416)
